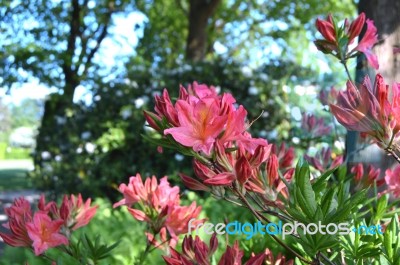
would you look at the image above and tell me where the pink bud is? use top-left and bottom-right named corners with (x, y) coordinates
top-left (316, 16), bottom-right (336, 43)
top-left (179, 173), bottom-right (209, 191)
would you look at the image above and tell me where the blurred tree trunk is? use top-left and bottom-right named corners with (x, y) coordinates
top-left (185, 0), bottom-right (221, 61)
top-left (346, 0), bottom-right (400, 170)
top-left (35, 0), bottom-right (114, 167)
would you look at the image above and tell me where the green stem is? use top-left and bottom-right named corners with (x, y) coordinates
top-left (341, 61), bottom-right (354, 84)
top-left (320, 252), bottom-right (336, 265)
top-left (136, 242), bottom-right (152, 265)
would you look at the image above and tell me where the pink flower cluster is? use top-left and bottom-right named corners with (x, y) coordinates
top-left (145, 82), bottom-right (269, 156)
top-left (385, 165), bottom-right (400, 197)
top-left (315, 12), bottom-right (379, 69)
top-left (114, 173), bottom-right (202, 248)
top-left (304, 147), bottom-right (343, 172)
top-left (145, 83), bottom-right (295, 200)
top-left (350, 163), bottom-right (384, 188)
top-left (301, 113), bottom-right (332, 138)
top-left (319, 87), bottom-right (339, 106)
top-left (163, 234), bottom-right (293, 265)
top-left (330, 74), bottom-right (400, 149)
top-left (0, 194), bottom-right (97, 256)
top-left (265, 143), bottom-right (295, 200)
top-left (182, 141), bottom-right (271, 191)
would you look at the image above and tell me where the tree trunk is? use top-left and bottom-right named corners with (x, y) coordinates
top-left (185, 0), bottom-right (221, 61)
top-left (347, 0), bottom-right (400, 171)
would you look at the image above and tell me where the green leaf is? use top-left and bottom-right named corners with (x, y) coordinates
top-left (375, 194), bottom-right (389, 221)
top-left (312, 167), bottom-right (336, 194)
top-left (383, 215), bottom-right (398, 261)
top-left (320, 188), bottom-right (337, 217)
top-left (294, 159), bottom-right (317, 220)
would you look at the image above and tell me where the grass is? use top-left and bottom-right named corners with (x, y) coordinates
top-left (0, 159), bottom-right (33, 191)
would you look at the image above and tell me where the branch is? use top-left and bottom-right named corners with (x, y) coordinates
top-left (205, 0), bottom-right (221, 15)
top-left (62, 0), bottom-right (81, 98)
top-left (175, 0), bottom-right (188, 15)
top-left (82, 1), bottom-right (115, 76)
top-left (386, 147), bottom-right (400, 164)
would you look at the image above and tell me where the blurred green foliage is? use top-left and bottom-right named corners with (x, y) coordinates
top-left (29, 58), bottom-right (324, 199)
top-left (0, 0), bottom-right (355, 197)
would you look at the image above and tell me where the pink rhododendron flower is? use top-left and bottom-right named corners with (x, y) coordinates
top-left (319, 86), bottom-right (339, 106)
top-left (218, 241), bottom-right (266, 265)
top-left (330, 74), bottom-right (400, 149)
top-left (165, 202), bottom-right (203, 238)
top-left (351, 163), bottom-right (364, 181)
top-left (163, 235), bottom-right (265, 265)
top-left (315, 14), bottom-right (336, 44)
top-left (38, 193), bottom-right (97, 231)
top-left (147, 82), bottom-right (268, 156)
top-left (351, 163), bottom-right (383, 188)
top-left (163, 234), bottom-right (218, 265)
top-left (272, 143), bottom-right (295, 170)
top-left (264, 154), bottom-right (293, 201)
top-left (353, 19), bottom-right (379, 69)
top-left (315, 13), bottom-right (379, 69)
top-left (183, 140), bottom-right (271, 193)
top-left (164, 95), bottom-right (227, 155)
top-left (301, 113), bottom-right (331, 137)
top-left (263, 248), bottom-right (294, 265)
top-left (0, 198), bottom-right (33, 248)
top-left (59, 194), bottom-right (98, 230)
top-left (26, 212), bottom-right (68, 256)
top-left (304, 147), bottom-right (343, 172)
top-left (385, 165), bottom-right (400, 197)
top-left (115, 174), bottom-right (202, 248)
top-left (113, 174), bottom-right (179, 209)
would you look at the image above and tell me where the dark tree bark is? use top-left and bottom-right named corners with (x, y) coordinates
top-left (185, 0), bottom-right (221, 61)
top-left (346, 0), bottom-right (400, 170)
